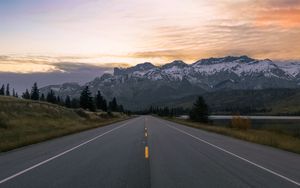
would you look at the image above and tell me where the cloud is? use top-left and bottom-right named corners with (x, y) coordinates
top-left (130, 22), bottom-right (300, 61)
top-left (258, 0), bottom-right (300, 8)
top-left (0, 57), bottom-right (114, 93)
top-left (256, 8), bottom-right (300, 28)
top-left (226, 0), bottom-right (300, 28)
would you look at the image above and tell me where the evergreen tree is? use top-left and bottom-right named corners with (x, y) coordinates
top-left (102, 99), bottom-right (108, 112)
top-left (40, 93), bottom-right (45, 101)
top-left (6, 84), bottom-right (10, 96)
top-left (0, 84), bottom-right (4, 95)
top-left (57, 96), bottom-right (61, 104)
top-left (108, 97), bottom-right (118, 111)
top-left (189, 96), bottom-right (209, 122)
top-left (80, 86), bottom-right (95, 111)
top-left (22, 89), bottom-right (31, 99)
top-left (12, 89), bottom-right (16, 97)
top-left (46, 90), bottom-right (57, 103)
top-left (95, 91), bottom-right (107, 111)
top-left (30, 82), bottom-right (39, 100)
top-left (118, 105), bottom-right (124, 113)
top-left (95, 91), bottom-right (103, 109)
top-left (71, 98), bottom-right (80, 108)
top-left (65, 96), bottom-right (71, 108)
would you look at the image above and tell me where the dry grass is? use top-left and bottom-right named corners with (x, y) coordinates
top-left (0, 96), bottom-right (129, 152)
top-left (231, 116), bottom-right (251, 130)
top-left (165, 118), bottom-right (300, 154)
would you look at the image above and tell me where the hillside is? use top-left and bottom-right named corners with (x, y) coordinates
top-left (271, 93), bottom-right (300, 115)
top-left (148, 89), bottom-right (300, 115)
top-left (0, 96), bottom-right (127, 152)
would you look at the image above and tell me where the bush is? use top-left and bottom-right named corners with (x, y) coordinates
top-left (231, 116), bottom-right (251, 130)
top-left (74, 109), bottom-right (90, 119)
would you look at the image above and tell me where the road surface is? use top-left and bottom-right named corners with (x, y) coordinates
top-left (0, 116), bottom-right (299, 188)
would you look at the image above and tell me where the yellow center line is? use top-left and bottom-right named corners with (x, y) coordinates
top-left (145, 146), bottom-right (149, 159)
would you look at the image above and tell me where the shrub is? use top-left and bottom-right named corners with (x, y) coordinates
top-left (231, 116), bottom-right (251, 130)
top-left (74, 109), bottom-right (90, 119)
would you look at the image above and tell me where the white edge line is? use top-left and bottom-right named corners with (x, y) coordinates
top-left (164, 122), bottom-right (300, 187)
top-left (0, 119), bottom-right (135, 185)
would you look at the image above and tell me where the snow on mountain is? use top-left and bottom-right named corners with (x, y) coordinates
top-left (191, 57), bottom-right (290, 79)
top-left (40, 56), bottom-right (300, 103)
top-left (277, 62), bottom-right (300, 78)
top-left (111, 56), bottom-right (296, 82)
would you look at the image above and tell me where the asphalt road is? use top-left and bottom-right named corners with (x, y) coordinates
top-left (0, 116), bottom-right (300, 188)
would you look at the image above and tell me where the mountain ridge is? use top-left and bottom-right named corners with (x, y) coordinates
top-left (40, 55), bottom-right (300, 110)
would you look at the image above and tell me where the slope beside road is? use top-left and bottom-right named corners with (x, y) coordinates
top-left (0, 116), bottom-right (299, 188)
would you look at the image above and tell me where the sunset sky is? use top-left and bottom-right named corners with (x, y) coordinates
top-left (1, 0), bottom-right (300, 73)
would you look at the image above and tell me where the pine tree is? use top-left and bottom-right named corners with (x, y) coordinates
top-left (80, 86), bottom-right (95, 111)
top-left (6, 84), bottom-right (10, 96)
top-left (71, 98), bottom-right (80, 108)
top-left (118, 105), bottom-right (124, 113)
top-left (108, 97), bottom-right (118, 111)
top-left (95, 91), bottom-right (107, 111)
top-left (12, 89), bottom-right (16, 97)
top-left (22, 89), bottom-right (31, 99)
top-left (189, 96), bottom-right (209, 122)
top-left (0, 84), bottom-right (4, 95)
top-left (102, 99), bottom-right (107, 112)
top-left (95, 91), bottom-right (103, 109)
top-left (30, 82), bottom-right (39, 100)
top-left (46, 90), bottom-right (57, 103)
top-left (40, 93), bottom-right (45, 101)
top-left (57, 96), bottom-right (61, 104)
top-left (65, 96), bottom-right (71, 108)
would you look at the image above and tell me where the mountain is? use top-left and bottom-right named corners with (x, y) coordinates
top-left (40, 56), bottom-right (300, 110)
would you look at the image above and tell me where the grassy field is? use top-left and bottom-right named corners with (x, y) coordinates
top-left (0, 96), bottom-right (129, 152)
top-left (165, 117), bottom-right (300, 154)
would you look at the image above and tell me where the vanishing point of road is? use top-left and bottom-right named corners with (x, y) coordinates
top-left (0, 116), bottom-right (300, 188)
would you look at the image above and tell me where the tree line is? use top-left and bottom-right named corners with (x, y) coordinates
top-left (137, 106), bottom-right (190, 117)
top-left (0, 83), bottom-right (18, 97)
top-left (137, 96), bottom-right (209, 123)
top-left (1, 82), bottom-right (124, 113)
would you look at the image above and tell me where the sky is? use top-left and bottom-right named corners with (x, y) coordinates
top-left (0, 0), bottom-right (300, 89)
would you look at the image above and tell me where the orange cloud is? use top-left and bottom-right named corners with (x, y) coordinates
top-left (256, 8), bottom-right (300, 28)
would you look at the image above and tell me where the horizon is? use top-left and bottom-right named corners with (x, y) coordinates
top-left (1, 54), bottom-right (300, 94)
top-left (1, 0), bottom-right (300, 74)
top-left (1, 0), bottom-right (300, 93)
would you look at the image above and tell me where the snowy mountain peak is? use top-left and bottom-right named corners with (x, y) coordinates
top-left (114, 62), bottom-right (155, 76)
top-left (193, 55), bottom-right (255, 66)
top-left (133, 62), bottom-right (155, 70)
top-left (162, 60), bottom-right (188, 69)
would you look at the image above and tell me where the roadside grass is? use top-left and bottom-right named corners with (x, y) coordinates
top-left (0, 96), bottom-right (129, 152)
top-left (164, 117), bottom-right (300, 154)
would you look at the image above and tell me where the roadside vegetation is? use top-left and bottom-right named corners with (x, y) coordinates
top-left (148, 95), bottom-right (300, 154)
top-left (165, 117), bottom-right (300, 154)
top-left (0, 96), bottom-right (129, 152)
top-left (0, 82), bottom-right (130, 152)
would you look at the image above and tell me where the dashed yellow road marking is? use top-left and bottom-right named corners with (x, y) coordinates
top-left (145, 146), bottom-right (149, 159)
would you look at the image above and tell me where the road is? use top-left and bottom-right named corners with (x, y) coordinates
top-left (0, 116), bottom-right (300, 188)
